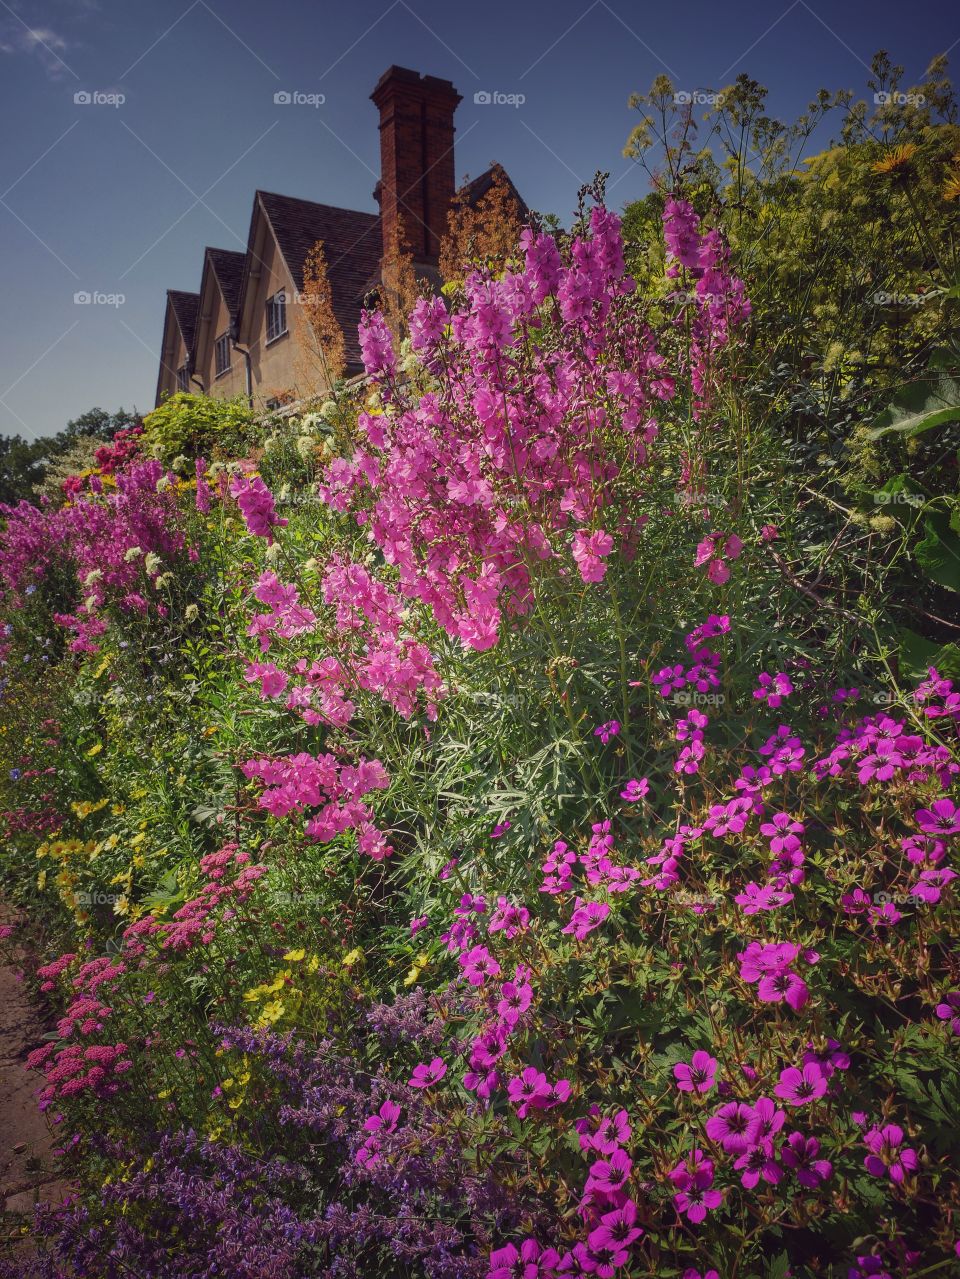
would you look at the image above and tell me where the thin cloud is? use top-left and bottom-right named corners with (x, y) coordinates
top-left (0, 20), bottom-right (73, 78)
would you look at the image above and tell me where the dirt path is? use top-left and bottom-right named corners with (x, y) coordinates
top-left (0, 908), bottom-right (68, 1253)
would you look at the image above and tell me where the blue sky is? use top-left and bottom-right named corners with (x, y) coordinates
top-left (0, 0), bottom-right (956, 441)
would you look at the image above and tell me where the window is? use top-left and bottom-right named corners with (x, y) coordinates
top-left (176, 363), bottom-right (190, 392)
top-left (265, 290), bottom-right (287, 343)
top-left (215, 332), bottom-right (231, 377)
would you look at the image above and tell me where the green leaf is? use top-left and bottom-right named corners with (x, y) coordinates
top-left (867, 355), bottom-right (960, 440)
top-left (896, 626), bottom-right (960, 680)
top-left (766, 1252), bottom-right (790, 1279)
top-left (915, 512), bottom-right (960, 592)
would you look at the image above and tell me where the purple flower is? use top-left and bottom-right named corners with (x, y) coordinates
top-left (619, 777), bottom-right (649, 802)
top-left (562, 898), bottom-right (610, 940)
top-left (915, 797), bottom-right (960, 835)
top-left (673, 1050), bottom-right (718, 1093)
top-left (936, 991), bottom-right (960, 1035)
top-left (780, 1131), bottom-right (832, 1187)
top-left (774, 1063), bottom-right (828, 1106)
top-left (705, 1100), bottom-right (754, 1154)
top-left (594, 720), bottom-right (621, 745)
top-left (863, 1124), bottom-right (919, 1183)
top-left (586, 1198), bottom-right (643, 1273)
top-left (459, 945), bottom-right (501, 986)
top-left (408, 1057), bottom-right (446, 1089)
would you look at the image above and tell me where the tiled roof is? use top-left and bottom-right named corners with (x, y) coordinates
top-left (462, 165), bottom-right (529, 217)
top-left (254, 191), bottom-right (382, 365)
top-left (167, 290), bottom-right (200, 357)
top-left (206, 248), bottom-right (245, 323)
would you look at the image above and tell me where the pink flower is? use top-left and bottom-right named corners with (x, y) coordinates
top-left (408, 1057), bottom-right (446, 1089)
top-left (705, 1101), bottom-right (754, 1154)
top-left (774, 1063), bottom-right (828, 1106)
top-left (594, 720), bottom-right (621, 744)
top-left (562, 898), bottom-right (610, 940)
top-left (760, 524), bottom-right (778, 542)
top-left (229, 475), bottom-right (287, 542)
top-left (620, 777), bottom-right (649, 802)
top-left (459, 945), bottom-right (501, 986)
top-left (863, 1124), bottom-right (919, 1183)
top-left (572, 529), bottom-right (614, 583)
top-left (780, 1131), bottom-right (832, 1187)
top-left (673, 1050), bottom-right (718, 1093)
top-left (915, 798), bottom-right (960, 835)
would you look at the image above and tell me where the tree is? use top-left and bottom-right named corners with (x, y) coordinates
top-left (439, 164), bottom-right (527, 284)
top-left (293, 241), bottom-right (346, 397)
top-left (0, 434), bottom-right (47, 505)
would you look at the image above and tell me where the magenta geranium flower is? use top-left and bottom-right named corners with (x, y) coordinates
top-left (734, 1139), bottom-right (782, 1188)
top-left (620, 777), bottom-right (650, 802)
top-left (586, 1148), bottom-right (633, 1200)
top-left (774, 1062), bottom-right (828, 1106)
top-left (915, 797), bottom-right (960, 835)
top-left (562, 898), bottom-right (610, 940)
top-left (757, 966), bottom-right (809, 1011)
top-left (863, 1124), bottom-right (919, 1183)
top-left (780, 1131), bottom-right (832, 1187)
top-left (459, 944), bottom-right (501, 986)
top-left (746, 1096), bottom-right (786, 1144)
top-left (488, 1238), bottom-right (561, 1279)
top-left (594, 720), bottom-right (621, 744)
top-left (705, 1100), bottom-right (754, 1154)
top-left (936, 991), bottom-right (960, 1035)
top-left (586, 1198), bottom-right (643, 1272)
top-left (671, 1164), bottom-right (723, 1223)
top-left (497, 979), bottom-right (533, 1027)
top-left (408, 1057), bottom-right (446, 1089)
top-left (673, 1050), bottom-right (718, 1093)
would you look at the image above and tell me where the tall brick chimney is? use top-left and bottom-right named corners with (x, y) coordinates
top-left (371, 66), bottom-right (462, 272)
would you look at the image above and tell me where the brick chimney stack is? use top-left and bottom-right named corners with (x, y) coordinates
top-left (371, 66), bottom-right (462, 271)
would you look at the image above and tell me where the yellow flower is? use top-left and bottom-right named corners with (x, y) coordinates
top-left (943, 168), bottom-right (960, 201)
top-left (85, 742), bottom-right (103, 757)
top-left (871, 143), bottom-right (918, 175)
top-left (403, 964), bottom-right (422, 988)
top-left (283, 948), bottom-right (306, 962)
top-left (342, 947), bottom-right (363, 969)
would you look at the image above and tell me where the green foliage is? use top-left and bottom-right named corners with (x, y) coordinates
top-left (142, 392), bottom-right (255, 466)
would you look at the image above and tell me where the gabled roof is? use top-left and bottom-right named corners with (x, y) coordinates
top-left (236, 190), bottom-right (381, 366)
top-left (155, 290), bottom-right (200, 406)
top-left (167, 290), bottom-right (200, 354)
top-left (462, 164), bottom-right (529, 218)
top-left (206, 247), bottom-right (245, 325)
